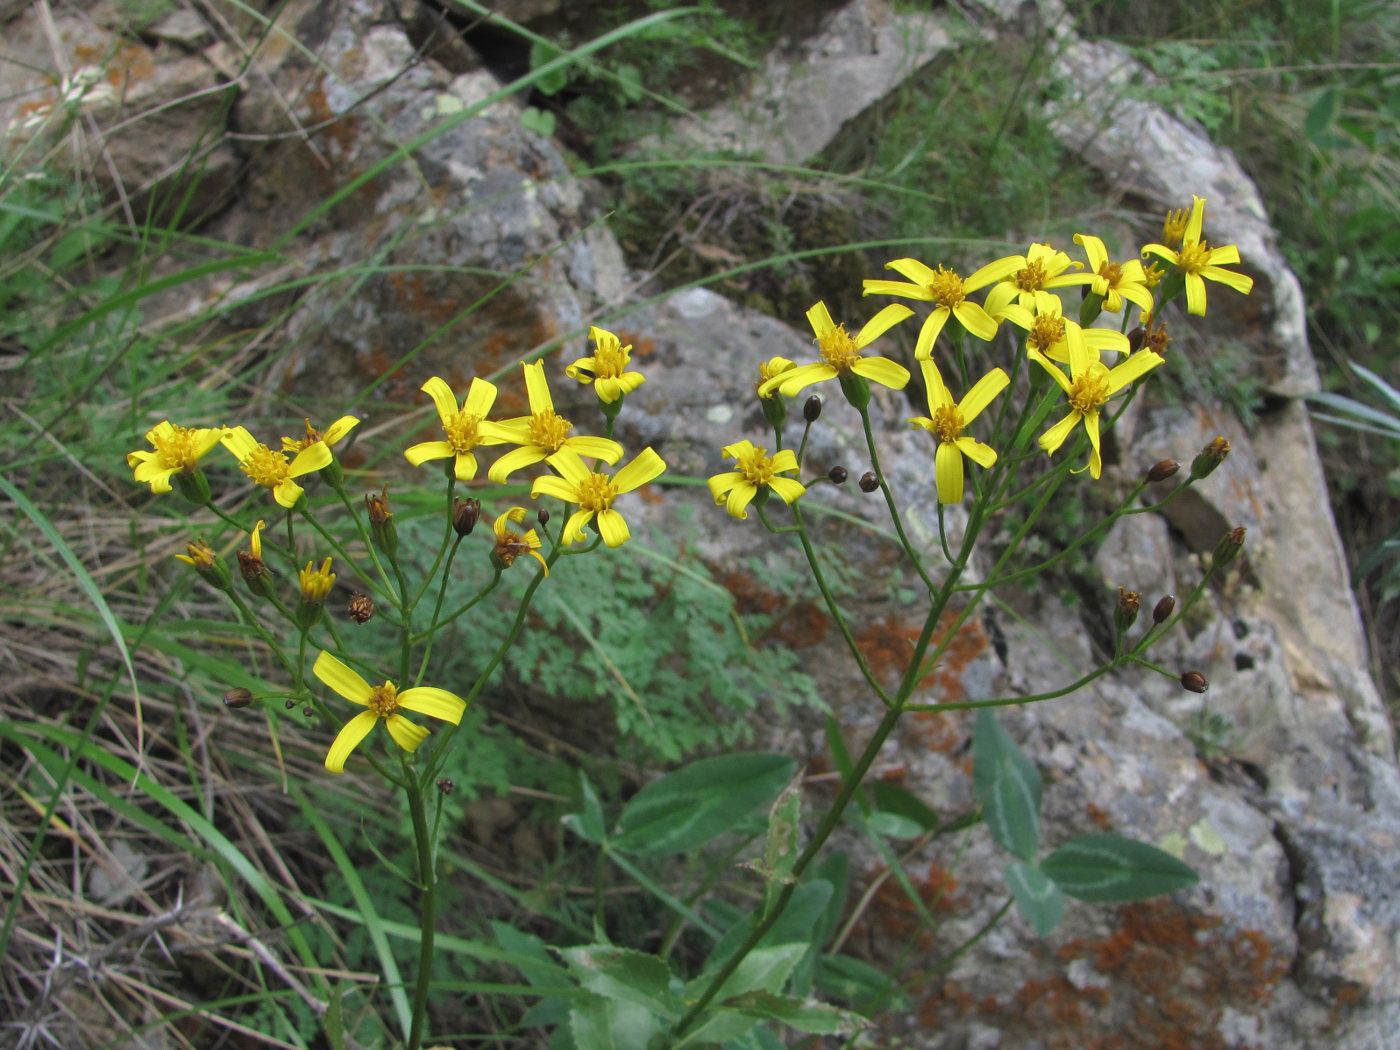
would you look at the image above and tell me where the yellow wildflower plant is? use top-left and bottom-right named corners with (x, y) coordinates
top-left (979, 242), bottom-right (1093, 318)
top-left (488, 362), bottom-right (625, 483)
top-left (282, 415), bottom-right (360, 455)
top-left (1032, 339), bottom-right (1166, 480)
top-left (756, 356), bottom-right (796, 398)
top-left (313, 651), bottom-right (467, 774)
top-left (491, 507), bottom-right (548, 575)
top-left (862, 258), bottom-right (1001, 359)
top-left (1073, 234), bottom-right (1155, 315)
top-left (759, 300), bottom-right (913, 398)
top-left (298, 557), bottom-right (336, 604)
top-left (1140, 196), bottom-right (1254, 316)
top-left (127, 421), bottom-right (224, 494)
top-left (565, 326), bottom-right (646, 404)
top-left (999, 301), bottom-right (1130, 364)
top-left (404, 377), bottom-right (510, 482)
top-left (707, 440), bottom-right (806, 520)
top-left (531, 447), bottom-right (667, 548)
top-left (908, 358), bottom-right (1009, 504)
top-left (222, 426), bottom-right (332, 508)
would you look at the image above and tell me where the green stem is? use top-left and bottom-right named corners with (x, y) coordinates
top-left (858, 406), bottom-right (936, 594)
top-left (405, 779), bottom-right (436, 1050)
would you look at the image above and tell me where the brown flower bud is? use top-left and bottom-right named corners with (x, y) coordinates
top-left (1114, 588), bottom-right (1141, 636)
top-left (223, 688), bottom-right (254, 709)
top-left (1152, 594), bottom-right (1176, 625)
top-left (828, 465), bottom-right (848, 485)
top-left (1212, 526), bottom-right (1247, 570)
top-left (436, 778), bottom-right (455, 795)
top-left (1126, 326), bottom-right (1146, 353)
top-left (1180, 671), bottom-right (1209, 694)
top-left (285, 698), bottom-right (298, 710)
top-left (537, 508), bottom-right (550, 527)
top-left (366, 486), bottom-right (398, 555)
top-left (452, 497), bottom-right (482, 537)
top-left (1143, 321), bottom-right (1172, 357)
top-left (1190, 437), bottom-right (1230, 480)
top-left (804, 395), bottom-right (823, 423)
top-left (1147, 459), bottom-right (1180, 483)
top-left (348, 592), bottom-right (374, 624)
top-left (858, 471), bottom-right (879, 493)
top-left (302, 706), bottom-right (314, 717)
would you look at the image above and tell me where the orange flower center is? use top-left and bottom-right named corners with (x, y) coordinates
top-left (367, 682), bottom-right (400, 719)
top-left (241, 444), bottom-right (292, 489)
top-left (1069, 370), bottom-right (1111, 414)
top-left (528, 409), bottom-right (573, 452)
top-left (444, 409), bottom-right (484, 452)
top-left (1097, 260), bottom-right (1123, 287)
top-left (926, 266), bottom-right (966, 310)
top-left (1029, 314), bottom-right (1065, 352)
top-left (1013, 259), bottom-right (1049, 291)
top-left (593, 340), bottom-right (628, 380)
top-left (735, 446), bottom-right (781, 485)
top-left (931, 404), bottom-right (965, 444)
top-left (816, 324), bottom-right (860, 371)
top-left (495, 529), bottom-right (529, 566)
top-left (576, 472), bottom-right (618, 513)
top-left (151, 424), bottom-right (203, 472)
top-left (1175, 240), bottom-right (1213, 275)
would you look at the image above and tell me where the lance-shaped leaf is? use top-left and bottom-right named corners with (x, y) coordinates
top-left (973, 710), bottom-right (1042, 861)
top-left (1041, 834), bottom-right (1200, 901)
top-left (1005, 862), bottom-right (1065, 936)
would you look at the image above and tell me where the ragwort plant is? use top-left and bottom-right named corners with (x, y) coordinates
top-left (129, 190), bottom-right (1254, 1047)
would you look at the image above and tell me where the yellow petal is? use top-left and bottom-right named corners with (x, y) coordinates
top-left (708, 471), bottom-right (741, 504)
top-left (404, 440), bottom-right (454, 466)
top-left (313, 651), bottom-right (375, 704)
top-left (324, 710), bottom-right (378, 774)
top-left (532, 474), bottom-right (579, 502)
top-left (952, 301), bottom-right (998, 342)
top-left (522, 361), bottom-right (554, 414)
top-left (1074, 233), bottom-right (1108, 272)
top-left (272, 479), bottom-right (305, 508)
top-left (489, 445), bottom-right (547, 484)
top-left (1084, 411), bottom-right (1103, 479)
top-left (1040, 411), bottom-right (1081, 455)
top-left (720, 439), bottom-right (757, 460)
top-left (862, 278), bottom-right (931, 301)
top-left (561, 508), bottom-right (594, 545)
top-left (884, 257), bottom-right (940, 286)
top-left (1184, 196), bottom-right (1206, 246)
top-left (220, 425), bottom-right (257, 462)
top-left (805, 300), bottom-right (836, 337)
top-left (421, 376), bottom-right (460, 425)
top-left (768, 476), bottom-right (806, 504)
top-left (725, 482), bottom-right (757, 520)
top-left (384, 713), bottom-right (430, 754)
top-left (595, 508), bottom-right (632, 547)
top-left (959, 368), bottom-right (1010, 422)
top-left (854, 303), bottom-right (914, 348)
top-left (956, 435), bottom-right (997, 469)
top-left (935, 441), bottom-right (964, 504)
top-left (613, 447), bottom-right (667, 493)
top-left (914, 308), bottom-right (950, 360)
top-left (1202, 265), bottom-right (1253, 296)
top-left (462, 376), bottom-right (499, 418)
top-left (287, 441), bottom-right (332, 478)
top-left (563, 436), bottom-right (624, 463)
top-left (852, 356), bottom-right (911, 390)
top-left (322, 415), bottom-right (360, 446)
top-left (452, 451), bottom-right (479, 482)
top-left (398, 687), bottom-right (467, 724)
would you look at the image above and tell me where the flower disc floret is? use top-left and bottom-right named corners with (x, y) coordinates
top-left (707, 440), bottom-right (806, 520)
top-left (492, 507), bottom-right (548, 575)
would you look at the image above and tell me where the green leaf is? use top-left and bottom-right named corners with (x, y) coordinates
top-left (1041, 834), bottom-right (1200, 901)
top-left (814, 954), bottom-right (908, 1011)
top-left (529, 41), bottom-right (570, 95)
top-left (1005, 862), bottom-right (1065, 936)
top-left (1304, 87), bottom-right (1340, 148)
top-left (559, 946), bottom-right (678, 1020)
top-left (613, 753), bottom-right (796, 855)
top-left (672, 1008), bottom-right (759, 1048)
top-left (520, 107), bottom-right (557, 137)
top-left (562, 771), bottom-right (607, 844)
top-left (688, 944), bottom-right (807, 1004)
top-left (973, 710), bottom-right (1042, 862)
top-left (865, 811), bottom-right (926, 840)
top-left (568, 994), bottom-right (662, 1050)
top-left (824, 716), bottom-right (870, 816)
top-left (743, 773), bottom-right (803, 918)
top-left (871, 781), bottom-right (940, 834)
top-left (724, 991), bottom-right (872, 1036)
top-left (491, 922), bottom-right (570, 986)
top-left (705, 881), bottom-right (831, 976)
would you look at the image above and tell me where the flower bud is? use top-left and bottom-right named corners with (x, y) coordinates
top-left (302, 705), bottom-right (314, 717)
top-left (175, 469), bottom-right (212, 506)
top-left (1114, 588), bottom-right (1141, 635)
top-left (296, 557), bottom-right (335, 629)
top-left (858, 471), bottom-right (879, 493)
top-left (437, 778), bottom-right (455, 795)
top-left (1146, 459), bottom-right (1180, 484)
top-left (1190, 437), bottom-right (1230, 480)
top-left (762, 392), bottom-right (788, 431)
top-left (237, 549), bottom-right (276, 599)
top-left (176, 539), bottom-right (232, 591)
top-left (285, 698), bottom-right (298, 710)
top-left (1152, 594), bottom-right (1176, 625)
top-left (223, 688), bottom-right (254, 709)
top-left (366, 486), bottom-right (397, 556)
top-left (838, 371), bottom-right (872, 411)
top-left (537, 508), bottom-right (550, 527)
top-left (828, 465), bottom-right (848, 485)
top-left (804, 396), bottom-right (823, 423)
top-left (1212, 526), bottom-right (1247, 570)
top-left (1143, 321), bottom-right (1172, 357)
top-left (1180, 671), bottom-right (1210, 694)
top-left (348, 592), bottom-right (374, 624)
top-left (1127, 326), bottom-right (1146, 353)
top-left (452, 496), bottom-right (481, 537)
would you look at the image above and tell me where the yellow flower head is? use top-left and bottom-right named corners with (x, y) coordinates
top-left (489, 362), bottom-right (624, 483)
top-left (707, 440), bottom-right (806, 520)
top-left (999, 299), bottom-right (1130, 364)
top-left (127, 421), bottom-right (223, 494)
top-left (908, 358), bottom-right (1009, 504)
top-left (282, 415), bottom-right (360, 455)
top-left (491, 507), bottom-right (548, 575)
top-left (565, 327), bottom-right (646, 404)
top-left (756, 356), bottom-right (796, 398)
top-left (175, 538), bottom-right (217, 570)
top-left (759, 301), bottom-right (912, 398)
top-left (862, 258), bottom-right (1003, 359)
top-left (1140, 196), bottom-right (1254, 316)
top-left (1073, 234), bottom-right (1155, 315)
top-left (979, 242), bottom-right (1093, 318)
top-left (404, 377), bottom-right (510, 482)
top-left (531, 447), bottom-right (667, 548)
top-left (222, 426), bottom-right (332, 508)
top-left (313, 651), bottom-right (467, 774)
top-left (298, 557), bottom-right (336, 604)
top-left (1033, 339), bottom-right (1165, 479)
top-left (1162, 205), bottom-right (1191, 248)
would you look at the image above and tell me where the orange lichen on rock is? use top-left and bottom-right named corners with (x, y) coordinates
top-left (857, 862), bottom-right (968, 951)
top-left (718, 570), bottom-right (830, 648)
top-left (854, 608), bottom-right (988, 697)
top-left (389, 272), bottom-right (461, 323)
top-left (908, 708), bottom-right (971, 754)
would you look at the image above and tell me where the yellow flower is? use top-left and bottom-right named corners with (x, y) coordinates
top-left (1073, 234), bottom-right (1155, 314)
top-left (298, 557), bottom-right (335, 604)
top-left (565, 327), bottom-right (646, 403)
top-left (862, 258), bottom-right (1001, 358)
top-left (1140, 196), bottom-right (1254, 316)
top-left (127, 421), bottom-right (223, 494)
top-left (222, 426), bottom-right (332, 508)
top-left (175, 538), bottom-right (231, 589)
top-left (491, 507), bottom-right (548, 575)
top-left (1033, 340), bottom-right (1165, 480)
top-left (531, 447), bottom-right (667, 547)
top-left (313, 651), bottom-right (467, 774)
top-left (759, 300), bottom-right (912, 398)
top-left (978, 242), bottom-right (1093, 318)
top-left (908, 358), bottom-right (1009, 504)
top-left (1161, 205), bottom-right (1190, 249)
top-left (404, 377), bottom-right (510, 482)
top-left (489, 362), bottom-right (624, 483)
top-left (707, 440), bottom-right (806, 519)
top-left (999, 300), bottom-right (1129, 364)
top-left (282, 415), bottom-right (360, 455)
top-left (756, 356), bottom-right (796, 398)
